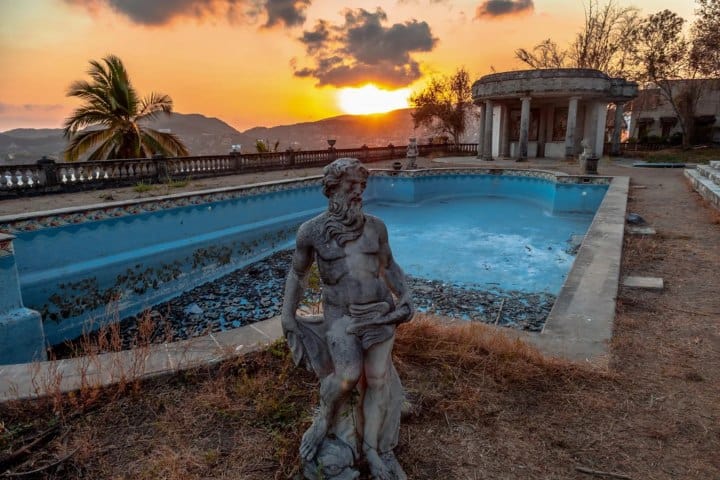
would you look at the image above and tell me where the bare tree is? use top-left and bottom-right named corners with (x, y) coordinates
top-left (409, 67), bottom-right (474, 146)
top-left (633, 10), bottom-right (699, 148)
top-left (515, 39), bottom-right (566, 69)
top-left (690, 0), bottom-right (720, 77)
top-left (514, 0), bottom-right (641, 77)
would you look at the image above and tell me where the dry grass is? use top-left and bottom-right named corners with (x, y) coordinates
top-left (0, 319), bottom-right (622, 479)
top-left (626, 146), bottom-right (720, 164)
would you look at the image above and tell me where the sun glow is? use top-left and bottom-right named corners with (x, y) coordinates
top-left (337, 84), bottom-right (410, 115)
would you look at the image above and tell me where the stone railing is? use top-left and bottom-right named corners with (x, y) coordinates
top-left (0, 143), bottom-right (477, 196)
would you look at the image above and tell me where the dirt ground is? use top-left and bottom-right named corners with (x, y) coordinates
top-left (1, 158), bottom-right (719, 479)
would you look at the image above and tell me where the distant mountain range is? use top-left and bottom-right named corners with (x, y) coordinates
top-left (0, 109), bottom-right (478, 165)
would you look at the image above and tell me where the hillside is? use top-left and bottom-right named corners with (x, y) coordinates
top-left (242, 109), bottom-right (428, 151)
top-left (0, 109), bottom-right (477, 164)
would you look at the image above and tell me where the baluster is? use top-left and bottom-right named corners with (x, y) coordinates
top-left (0, 171), bottom-right (9, 189)
top-left (24, 169), bottom-right (35, 186)
top-left (12, 170), bottom-right (22, 187)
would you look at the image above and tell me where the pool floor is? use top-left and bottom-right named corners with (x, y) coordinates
top-left (367, 195), bottom-right (594, 294)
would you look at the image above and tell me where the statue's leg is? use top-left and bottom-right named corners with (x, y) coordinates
top-left (362, 336), bottom-right (395, 479)
top-left (300, 319), bottom-right (362, 461)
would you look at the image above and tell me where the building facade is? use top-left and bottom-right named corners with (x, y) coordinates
top-left (629, 79), bottom-right (720, 144)
top-left (472, 68), bottom-right (638, 160)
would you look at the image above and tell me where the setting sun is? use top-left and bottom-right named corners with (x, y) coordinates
top-left (337, 85), bottom-right (411, 115)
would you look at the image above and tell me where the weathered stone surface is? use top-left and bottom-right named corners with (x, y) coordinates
top-left (627, 226), bottom-right (656, 235)
top-left (282, 158), bottom-right (411, 479)
top-left (622, 276), bottom-right (664, 290)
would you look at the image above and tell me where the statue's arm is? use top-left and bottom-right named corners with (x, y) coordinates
top-left (281, 224), bottom-right (314, 335)
top-left (377, 220), bottom-right (414, 322)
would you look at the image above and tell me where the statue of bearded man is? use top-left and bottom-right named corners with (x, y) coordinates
top-left (282, 158), bottom-right (414, 480)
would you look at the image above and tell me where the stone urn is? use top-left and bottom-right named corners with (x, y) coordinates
top-left (584, 156), bottom-right (599, 174)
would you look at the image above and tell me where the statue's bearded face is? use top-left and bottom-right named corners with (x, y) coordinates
top-left (324, 169), bottom-right (367, 246)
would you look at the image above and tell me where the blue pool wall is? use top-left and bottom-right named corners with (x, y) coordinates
top-left (0, 168), bottom-right (610, 355)
top-left (0, 234), bottom-right (46, 363)
top-left (365, 173), bottom-right (607, 214)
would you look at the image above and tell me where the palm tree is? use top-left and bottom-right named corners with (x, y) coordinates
top-left (63, 55), bottom-right (189, 161)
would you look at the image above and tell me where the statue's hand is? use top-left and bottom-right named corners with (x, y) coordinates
top-left (281, 313), bottom-right (306, 367)
top-left (281, 312), bottom-right (300, 336)
top-left (396, 293), bottom-right (415, 323)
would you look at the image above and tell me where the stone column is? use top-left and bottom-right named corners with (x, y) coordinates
top-left (538, 106), bottom-right (547, 158)
top-left (483, 100), bottom-right (494, 160)
top-left (611, 102), bottom-right (624, 156)
top-left (517, 96), bottom-right (531, 161)
top-left (500, 104), bottom-right (510, 158)
top-left (476, 104), bottom-right (485, 158)
top-left (0, 234), bottom-right (46, 364)
top-left (565, 96), bottom-right (580, 158)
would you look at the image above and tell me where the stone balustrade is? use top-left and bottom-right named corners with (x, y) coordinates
top-left (0, 143), bottom-right (476, 196)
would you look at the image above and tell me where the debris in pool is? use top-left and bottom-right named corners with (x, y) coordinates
top-left (55, 250), bottom-right (558, 357)
top-left (184, 303), bottom-right (203, 315)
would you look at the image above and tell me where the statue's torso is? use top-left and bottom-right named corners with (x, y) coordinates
top-left (308, 215), bottom-right (393, 312)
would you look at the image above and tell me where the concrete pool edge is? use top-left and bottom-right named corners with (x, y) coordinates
top-left (0, 170), bottom-right (627, 399)
top-left (536, 175), bottom-right (629, 363)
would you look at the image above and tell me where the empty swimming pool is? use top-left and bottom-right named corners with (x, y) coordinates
top-left (0, 167), bottom-right (611, 360)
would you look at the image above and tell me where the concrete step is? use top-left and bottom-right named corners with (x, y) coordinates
top-left (685, 168), bottom-right (720, 211)
top-left (709, 160), bottom-right (720, 169)
top-left (695, 165), bottom-right (720, 187)
top-left (622, 276), bottom-right (664, 290)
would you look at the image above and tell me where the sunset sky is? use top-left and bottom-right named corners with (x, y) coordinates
top-left (0, 0), bottom-right (696, 132)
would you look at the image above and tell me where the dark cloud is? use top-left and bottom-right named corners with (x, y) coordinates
top-left (475, 0), bottom-right (533, 18)
top-left (294, 7), bottom-right (437, 88)
top-left (64, 0), bottom-right (309, 27)
top-left (264, 0), bottom-right (310, 28)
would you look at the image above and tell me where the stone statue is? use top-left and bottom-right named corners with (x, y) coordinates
top-left (579, 139), bottom-right (598, 174)
top-left (282, 157), bottom-right (414, 480)
top-left (405, 138), bottom-right (418, 169)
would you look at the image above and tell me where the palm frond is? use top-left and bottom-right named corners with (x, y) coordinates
top-left (63, 128), bottom-right (115, 162)
top-left (141, 128), bottom-right (190, 157)
top-left (63, 106), bottom-right (116, 137)
top-left (137, 92), bottom-right (173, 120)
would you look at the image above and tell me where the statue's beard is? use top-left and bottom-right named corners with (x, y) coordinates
top-left (324, 192), bottom-right (365, 246)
